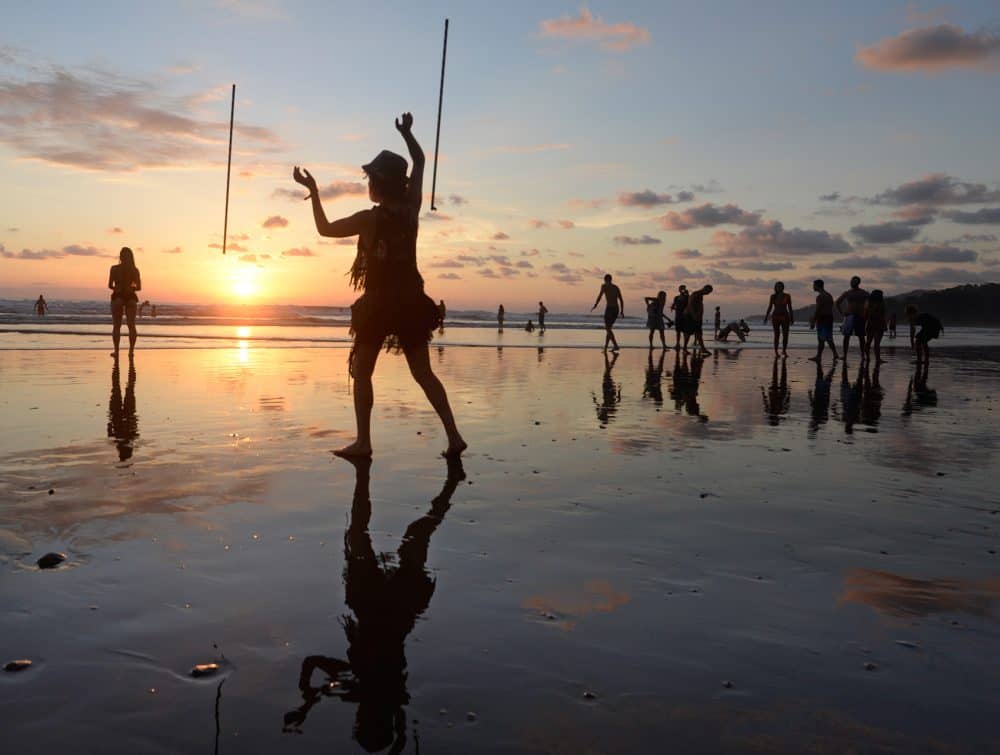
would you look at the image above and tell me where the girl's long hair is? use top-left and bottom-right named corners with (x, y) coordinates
top-left (119, 246), bottom-right (137, 270)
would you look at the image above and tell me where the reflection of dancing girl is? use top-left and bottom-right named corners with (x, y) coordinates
top-left (761, 355), bottom-right (790, 425)
top-left (107, 357), bottom-right (138, 461)
top-left (292, 113), bottom-right (465, 458)
top-left (593, 350), bottom-right (621, 427)
top-left (670, 352), bottom-right (707, 420)
top-left (284, 457), bottom-right (465, 752)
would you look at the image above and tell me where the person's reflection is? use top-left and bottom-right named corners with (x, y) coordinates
top-left (761, 355), bottom-right (790, 425)
top-left (903, 360), bottom-right (937, 416)
top-left (284, 457), bottom-right (465, 752)
top-left (593, 350), bottom-right (621, 428)
top-left (838, 360), bottom-right (864, 434)
top-left (107, 356), bottom-right (139, 461)
top-left (807, 361), bottom-right (834, 436)
top-left (537, 346), bottom-right (545, 363)
top-left (643, 348), bottom-right (665, 406)
top-left (670, 352), bottom-right (707, 421)
top-left (860, 362), bottom-right (884, 429)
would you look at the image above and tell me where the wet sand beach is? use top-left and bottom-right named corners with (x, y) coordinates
top-left (2, 345), bottom-right (999, 753)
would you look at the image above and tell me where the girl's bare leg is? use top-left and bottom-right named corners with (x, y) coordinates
top-left (404, 343), bottom-right (467, 456)
top-left (125, 302), bottom-right (138, 356)
top-left (111, 300), bottom-right (124, 357)
top-left (336, 341), bottom-right (380, 457)
top-left (782, 322), bottom-right (789, 355)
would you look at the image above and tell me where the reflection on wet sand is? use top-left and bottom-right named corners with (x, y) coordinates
top-left (761, 356), bottom-right (790, 426)
top-left (841, 569), bottom-right (1000, 618)
top-left (593, 351), bottom-right (621, 428)
top-left (903, 361), bottom-right (938, 416)
top-left (642, 349), bottom-right (665, 407)
top-left (670, 352), bottom-right (707, 421)
top-left (808, 361), bottom-right (834, 436)
top-left (107, 356), bottom-right (139, 461)
top-left (284, 457), bottom-right (465, 751)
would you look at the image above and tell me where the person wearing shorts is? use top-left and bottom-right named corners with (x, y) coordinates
top-left (592, 273), bottom-right (624, 352)
top-left (906, 305), bottom-right (943, 364)
top-left (835, 276), bottom-right (868, 362)
top-left (809, 279), bottom-right (838, 363)
top-left (670, 285), bottom-right (688, 350)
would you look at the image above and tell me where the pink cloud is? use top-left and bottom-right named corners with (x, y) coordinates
top-left (660, 203), bottom-right (761, 231)
top-left (539, 9), bottom-right (651, 52)
top-left (856, 24), bottom-right (1000, 73)
top-left (262, 215), bottom-right (289, 229)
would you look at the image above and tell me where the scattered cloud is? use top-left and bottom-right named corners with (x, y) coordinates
top-left (438, 272), bottom-right (461, 280)
top-left (281, 247), bottom-right (315, 257)
top-left (943, 207), bottom-right (1000, 224)
top-left (108, 226), bottom-right (123, 234)
top-left (675, 248), bottom-right (702, 259)
top-left (856, 24), bottom-right (1000, 73)
top-left (557, 219), bottom-right (575, 229)
top-left (273, 181), bottom-right (365, 202)
top-left (617, 189), bottom-right (693, 207)
top-left (870, 173), bottom-right (1000, 206)
top-left (568, 198), bottom-right (609, 209)
top-left (819, 192), bottom-right (841, 202)
top-left (539, 9), bottom-right (651, 52)
top-left (0, 61), bottom-right (281, 173)
top-left (208, 242), bottom-right (247, 252)
top-left (660, 203), bottom-right (762, 231)
top-left (614, 235), bottom-right (661, 246)
top-left (422, 211), bottom-right (453, 222)
top-left (492, 231), bottom-right (510, 241)
top-left (448, 194), bottom-right (468, 206)
top-left (261, 214), bottom-right (288, 229)
top-left (495, 143), bottom-right (570, 154)
top-left (900, 244), bottom-right (978, 262)
top-left (713, 220), bottom-right (853, 256)
top-left (716, 259), bottom-right (796, 271)
top-left (851, 219), bottom-right (925, 244)
top-left (238, 253), bottom-right (257, 263)
top-left (815, 255), bottom-right (899, 270)
top-left (7, 227), bottom-right (19, 232)
top-left (1, 243), bottom-right (106, 260)
top-left (529, 219), bottom-right (549, 229)
top-left (162, 246), bottom-right (182, 254)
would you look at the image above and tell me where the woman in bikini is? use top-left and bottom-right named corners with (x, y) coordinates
top-left (763, 281), bottom-right (793, 357)
top-left (108, 246), bottom-right (141, 359)
top-left (292, 113), bottom-right (466, 458)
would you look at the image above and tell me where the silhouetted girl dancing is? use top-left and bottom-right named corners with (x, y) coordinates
top-left (293, 113), bottom-right (466, 458)
top-left (108, 246), bottom-right (141, 359)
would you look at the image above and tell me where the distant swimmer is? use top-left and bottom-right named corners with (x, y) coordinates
top-left (497, 304), bottom-right (505, 332)
top-left (714, 306), bottom-right (721, 340)
top-left (644, 290), bottom-right (670, 349)
top-left (538, 301), bottom-right (548, 333)
top-left (835, 275), bottom-right (868, 362)
top-left (670, 285), bottom-right (688, 350)
top-left (683, 284), bottom-right (713, 356)
top-left (808, 279), bottom-right (838, 363)
top-left (887, 311), bottom-right (897, 339)
top-left (108, 246), bottom-right (141, 359)
top-left (138, 300), bottom-right (150, 318)
top-left (717, 319), bottom-right (750, 342)
top-left (591, 273), bottom-right (624, 352)
top-left (763, 281), bottom-right (793, 357)
top-left (525, 320), bottom-right (535, 332)
top-left (34, 294), bottom-right (48, 316)
top-left (864, 289), bottom-right (887, 363)
top-left (905, 304), bottom-right (943, 364)
top-left (292, 111), bottom-right (465, 458)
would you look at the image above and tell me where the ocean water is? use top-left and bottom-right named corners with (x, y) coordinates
top-left (3, 298), bottom-right (1000, 351)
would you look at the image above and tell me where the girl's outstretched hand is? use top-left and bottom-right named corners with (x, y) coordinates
top-left (293, 166), bottom-right (318, 198)
top-left (395, 112), bottom-right (413, 134)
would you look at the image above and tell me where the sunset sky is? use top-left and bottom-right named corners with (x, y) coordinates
top-left (1, 1), bottom-right (999, 312)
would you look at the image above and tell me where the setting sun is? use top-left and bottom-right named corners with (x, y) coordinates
top-left (231, 268), bottom-right (258, 300)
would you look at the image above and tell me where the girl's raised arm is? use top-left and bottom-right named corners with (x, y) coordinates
top-left (395, 113), bottom-right (424, 216)
top-left (293, 166), bottom-right (371, 238)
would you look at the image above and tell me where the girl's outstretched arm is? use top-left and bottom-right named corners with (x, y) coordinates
top-left (293, 166), bottom-right (371, 238)
top-left (396, 113), bottom-right (424, 216)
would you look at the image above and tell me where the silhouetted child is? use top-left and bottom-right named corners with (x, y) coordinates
top-left (525, 320), bottom-right (534, 332)
top-left (905, 304), bottom-right (942, 364)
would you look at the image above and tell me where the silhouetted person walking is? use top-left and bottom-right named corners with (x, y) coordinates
top-left (497, 304), bottom-right (504, 332)
top-left (644, 290), bottom-right (670, 348)
top-left (592, 273), bottom-right (623, 352)
top-left (684, 284), bottom-right (713, 355)
top-left (763, 281), bottom-right (793, 357)
top-left (537, 301), bottom-right (548, 333)
top-left (670, 285), bottom-right (688, 350)
top-left (835, 276), bottom-right (868, 362)
top-left (293, 113), bottom-right (465, 458)
top-left (34, 295), bottom-right (48, 316)
top-left (109, 247), bottom-right (141, 358)
top-left (809, 279), bottom-right (838, 363)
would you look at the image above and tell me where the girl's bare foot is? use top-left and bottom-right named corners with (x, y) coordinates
top-left (443, 438), bottom-right (468, 458)
top-left (333, 441), bottom-right (372, 458)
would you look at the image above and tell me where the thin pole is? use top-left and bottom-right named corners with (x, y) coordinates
top-left (222, 84), bottom-right (235, 255)
top-left (430, 19), bottom-right (449, 212)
